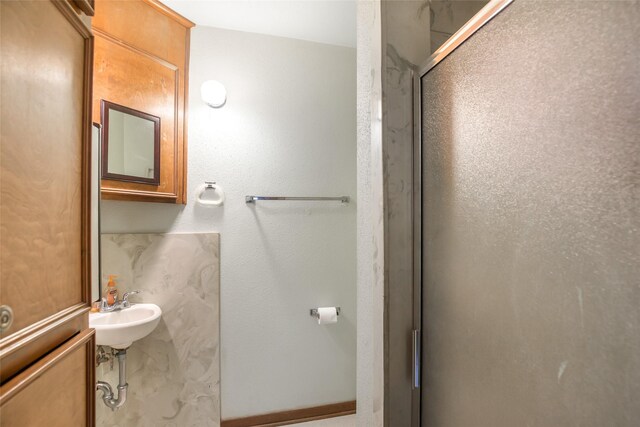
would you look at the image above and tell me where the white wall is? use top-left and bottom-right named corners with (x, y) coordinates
top-left (101, 26), bottom-right (357, 419)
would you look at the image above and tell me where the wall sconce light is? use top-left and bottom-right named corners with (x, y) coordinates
top-left (201, 80), bottom-right (227, 108)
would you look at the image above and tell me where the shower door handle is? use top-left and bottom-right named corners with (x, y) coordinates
top-left (412, 329), bottom-right (420, 389)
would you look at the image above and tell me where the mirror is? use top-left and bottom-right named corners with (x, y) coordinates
top-left (91, 123), bottom-right (102, 303)
top-left (101, 100), bottom-right (160, 185)
top-left (429, 0), bottom-right (490, 54)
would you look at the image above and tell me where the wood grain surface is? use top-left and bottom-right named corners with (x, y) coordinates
top-left (221, 401), bottom-right (357, 427)
top-left (93, 0), bottom-right (192, 203)
top-left (0, 0), bottom-right (88, 335)
top-left (0, 329), bottom-right (95, 426)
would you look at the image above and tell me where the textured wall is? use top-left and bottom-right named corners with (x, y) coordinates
top-left (429, 0), bottom-right (488, 53)
top-left (356, 1), bottom-right (384, 426)
top-left (380, 1), bottom-right (430, 426)
top-left (96, 233), bottom-right (220, 427)
top-left (100, 27), bottom-right (357, 419)
top-left (421, 1), bottom-right (640, 425)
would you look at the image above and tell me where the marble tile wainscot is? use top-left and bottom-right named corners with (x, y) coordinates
top-left (96, 233), bottom-right (221, 427)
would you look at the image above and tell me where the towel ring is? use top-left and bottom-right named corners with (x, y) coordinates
top-left (196, 181), bottom-right (225, 206)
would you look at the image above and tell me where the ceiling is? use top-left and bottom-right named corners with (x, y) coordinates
top-left (161, 0), bottom-right (357, 48)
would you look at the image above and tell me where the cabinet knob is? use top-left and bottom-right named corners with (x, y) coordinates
top-left (0, 305), bottom-right (14, 332)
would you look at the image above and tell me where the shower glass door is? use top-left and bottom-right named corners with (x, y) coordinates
top-left (419, 1), bottom-right (640, 425)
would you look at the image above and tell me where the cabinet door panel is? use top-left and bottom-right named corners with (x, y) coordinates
top-left (0, 0), bottom-right (90, 335)
top-left (92, 0), bottom-right (192, 204)
top-left (0, 330), bottom-right (95, 427)
top-left (93, 32), bottom-right (178, 199)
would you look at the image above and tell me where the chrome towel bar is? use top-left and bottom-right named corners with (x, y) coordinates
top-left (245, 196), bottom-right (350, 203)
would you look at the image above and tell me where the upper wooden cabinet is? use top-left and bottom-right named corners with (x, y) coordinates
top-left (92, 0), bottom-right (194, 204)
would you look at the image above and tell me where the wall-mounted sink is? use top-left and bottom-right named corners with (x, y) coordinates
top-left (90, 303), bottom-right (162, 349)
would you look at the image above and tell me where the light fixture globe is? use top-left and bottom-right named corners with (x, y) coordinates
top-left (201, 80), bottom-right (227, 108)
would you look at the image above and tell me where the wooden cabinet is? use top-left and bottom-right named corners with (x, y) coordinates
top-left (0, 0), bottom-right (95, 425)
top-left (0, 331), bottom-right (95, 427)
top-left (93, 0), bottom-right (194, 204)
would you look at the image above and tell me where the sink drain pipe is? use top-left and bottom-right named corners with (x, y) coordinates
top-left (96, 348), bottom-right (128, 411)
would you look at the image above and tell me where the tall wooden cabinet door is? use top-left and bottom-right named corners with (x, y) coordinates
top-left (0, 330), bottom-right (95, 427)
top-left (0, 0), bottom-right (93, 381)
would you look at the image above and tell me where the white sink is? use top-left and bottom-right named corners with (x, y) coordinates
top-left (90, 303), bottom-right (162, 349)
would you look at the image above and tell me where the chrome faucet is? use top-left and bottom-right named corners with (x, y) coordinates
top-left (99, 290), bottom-right (142, 312)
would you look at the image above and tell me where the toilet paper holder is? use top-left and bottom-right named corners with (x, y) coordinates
top-left (310, 307), bottom-right (341, 318)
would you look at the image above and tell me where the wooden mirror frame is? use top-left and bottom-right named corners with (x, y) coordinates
top-left (100, 100), bottom-right (161, 186)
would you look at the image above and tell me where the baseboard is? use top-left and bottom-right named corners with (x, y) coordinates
top-left (221, 400), bottom-right (356, 427)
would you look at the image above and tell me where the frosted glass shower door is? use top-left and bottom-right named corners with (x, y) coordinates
top-left (419, 1), bottom-right (640, 426)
